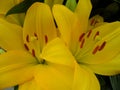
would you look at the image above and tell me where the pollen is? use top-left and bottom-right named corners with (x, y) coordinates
top-left (45, 35), bottom-right (48, 43)
top-left (26, 35), bottom-right (29, 42)
top-left (79, 33), bottom-right (85, 42)
top-left (80, 39), bottom-right (85, 48)
top-left (34, 33), bottom-right (38, 40)
top-left (24, 44), bottom-right (29, 51)
top-left (94, 31), bottom-right (100, 40)
top-left (87, 30), bottom-right (92, 38)
top-left (92, 45), bottom-right (99, 54)
top-left (99, 41), bottom-right (106, 51)
top-left (32, 49), bottom-right (35, 57)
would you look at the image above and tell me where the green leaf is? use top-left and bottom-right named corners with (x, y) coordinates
top-left (65, 0), bottom-right (77, 11)
top-left (110, 75), bottom-right (120, 90)
top-left (96, 75), bottom-right (112, 90)
top-left (14, 85), bottom-right (18, 90)
top-left (6, 0), bottom-right (44, 16)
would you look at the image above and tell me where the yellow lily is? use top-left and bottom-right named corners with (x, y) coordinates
top-left (53, 0), bottom-right (120, 90)
top-left (0, 2), bottom-right (80, 90)
top-left (0, 0), bottom-right (24, 25)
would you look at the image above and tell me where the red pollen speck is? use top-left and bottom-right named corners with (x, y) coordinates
top-left (99, 41), bottom-right (106, 51)
top-left (26, 35), bottom-right (29, 42)
top-left (79, 33), bottom-right (85, 42)
top-left (45, 35), bottom-right (48, 43)
top-left (80, 39), bottom-right (85, 48)
top-left (87, 30), bottom-right (92, 38)
top-left (94, 31), bottom-right (99, 40)
top-left (92, 45), bottom-right (99, 54)
top-left (32, 49), bottom-right (35, 57)
top-left (24, 44), bottom-right (29, 51)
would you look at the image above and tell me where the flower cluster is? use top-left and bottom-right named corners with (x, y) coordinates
top-left (0, 0), bottom-right (120, 90)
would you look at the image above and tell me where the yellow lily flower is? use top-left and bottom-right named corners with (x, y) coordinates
top-left (0, 0), bottom-right (24, 25)
top-left (53, 0), bottom-right (120, 90)
top-left (0, 2), bottom-right (79, 90)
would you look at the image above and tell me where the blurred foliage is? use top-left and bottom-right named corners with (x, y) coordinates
top-left (110, 75), bottom-right (120, 90)
top-left (6, 0), bottom-right (44, 15)
top-left (91, 0), bottom-right (120, 22)
top-left (14, 85), bottom-right (18, 90)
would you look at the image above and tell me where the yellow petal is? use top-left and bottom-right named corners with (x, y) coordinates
top-left (76, 22), bottom-right (120, 64)
top-left (53, 5), bottom-right (84, 54)
top-left (34, 63), bottom-right (74, 90)
top-left (18, 79), bottom-right (38, 90)
top-left (0, 50), bottom-right (37, 89)
top-left (23, 2), bottom-right (57, 58)
top-left (0, 13), bottom-right (25, 26)
top-left (73, 63), bottom-right (100, 90)
top-left (75, 0), bottom-right (92, 32)
top-left (41, 38), bottom-right (75, 67)
top-left (0, 0), bottom-right (21, 14)
top-left (0, 19), bottom-right (24, 51)
top-left (0, 0), bottom-right (24, 25)
top-left (87, 54), bottom-right (120, 75)
top-left (45, 0), bottom-right (64, 8)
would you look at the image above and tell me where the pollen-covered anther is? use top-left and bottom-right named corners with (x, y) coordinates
top-left (34, 33), bottom-right (38, 40)
top-left (90, 18), bottom-right (99, 26)
top-left (80, 39), bottom-right (85, 48)
top-left (94, 31), bottom-right (100, 40)
top-left (26, 35), bottom-right (29, 42)
top-left (99, 41), bottom-right (106, 51)
top-left (79, 33), bottom-right (85, 42)
top-left (90, 18), bottom-right (95, 25)
top-left (45, 35), bottom-right (48, 43)
top-left (24, 44), bottom-right (29, 51)
top-left (32, 49), bottom-right (35, 57)
top-left (87, 30), bottom-right (92, 38)
top-left (92, 45), bottom-right (99, 54)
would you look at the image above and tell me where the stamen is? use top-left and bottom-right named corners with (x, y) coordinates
top-left (87, 30), bottom-right (92, 38)
top-left (32, 49), bottom-right (35, 57)
top-left (34, 33), bottom-right (38, 40)
top-left (45, 35), bottom-right (48, 43)
top-left (94, 31), bottom-right (99, 40)
top-left (80, 39), bottom-right (85, 48)
top-left (26, 35), bottom-right (29, 42)
top-left (90, 19), bottom-right (95, 25)
top-left (24, 44), bottom-right (29, 51)
top-left (99, 41), bottom-right (106, 51)
top-left (92, 45), bottom-right (99, 54)
top-left (79, 33), bottom-right (85, 42)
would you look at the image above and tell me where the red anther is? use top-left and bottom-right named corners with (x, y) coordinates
top-left (24, 44), bottom-right (29, 51)
top-left (87, 30), bottom-right (92, 38)
top-left (90, 18), bottom-right (95, 25)
top-left (34, 33), bottom-right (38, 40)
top-left (99, 41), bottom-right (106, 51)
top-left (26, 35), bottom-right (29, 42)
top-left (79, 33), bottom-right (85, 42)
top-left (94, 31), bottom-right (99, 40)
top-left (45, 35), bottom-right (48, 43)
top-left (32, 49), bottom-right (35, 57)
top-left (80, 39), bottom-right (85, 48)
top-left (92, 45), bottom-right (99, 54)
